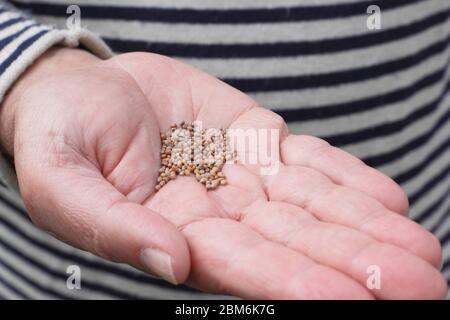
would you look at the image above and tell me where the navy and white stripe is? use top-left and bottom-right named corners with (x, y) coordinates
top-left (0, 0), bottom-right (449, 299)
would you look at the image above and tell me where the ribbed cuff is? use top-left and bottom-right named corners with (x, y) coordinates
top-left (0, 27), bottom-right (113, 101)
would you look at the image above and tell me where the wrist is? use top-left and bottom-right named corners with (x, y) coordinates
top-left (0, 46), bottom-right (101, 156)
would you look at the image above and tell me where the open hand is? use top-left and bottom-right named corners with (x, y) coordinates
top-left (1, 48), bottom-right (446, 299)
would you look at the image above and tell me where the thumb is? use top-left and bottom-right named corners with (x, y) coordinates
top-left (17, 163), bottom-right (190, 285)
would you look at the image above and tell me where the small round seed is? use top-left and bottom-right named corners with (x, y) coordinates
top-left (155, 121), bottom-right (237, 192)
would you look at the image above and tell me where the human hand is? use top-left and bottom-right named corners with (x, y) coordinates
top-left (0, 47), bottom-right (446, 299)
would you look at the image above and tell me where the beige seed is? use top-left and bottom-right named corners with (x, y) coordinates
top-left (155, 121), bottom-right (237, 192)
top-left (211, 179), bottom-right (220, 188)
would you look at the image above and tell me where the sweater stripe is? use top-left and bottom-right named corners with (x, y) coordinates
top-left (9, 0), bottom-right (425, 24)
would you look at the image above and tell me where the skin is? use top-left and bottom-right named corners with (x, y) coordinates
top-left (0, 47), bottom-right (447, 299)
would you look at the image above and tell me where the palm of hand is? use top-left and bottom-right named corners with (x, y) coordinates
top-left (13, 53), bottom-right (446, 299)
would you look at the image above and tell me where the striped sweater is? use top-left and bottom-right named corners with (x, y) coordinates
top-left (0, 0), bottom-right (449, 299)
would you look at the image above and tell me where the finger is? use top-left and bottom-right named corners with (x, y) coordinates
top-left (145, 172), bottom-right (372, 299)
top-left (240, 200), bottom-right (447, 299)
top-left (229, 107), bottom-right (288, 176)
top-left (16, 162), bottom-right (190, 284)
top-left (281, 135), bottom-right (409, 215)
top-left (182, 218), bottom-right (374, 299)
top-left (266, 165), bottom-right (443, 268)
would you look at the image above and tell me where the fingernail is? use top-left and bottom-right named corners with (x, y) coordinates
top-left (141, 248), bottom-right (177, 285)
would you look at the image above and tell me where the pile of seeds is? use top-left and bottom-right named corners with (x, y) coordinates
top-left (155, 121), bottom-right (237, 191)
